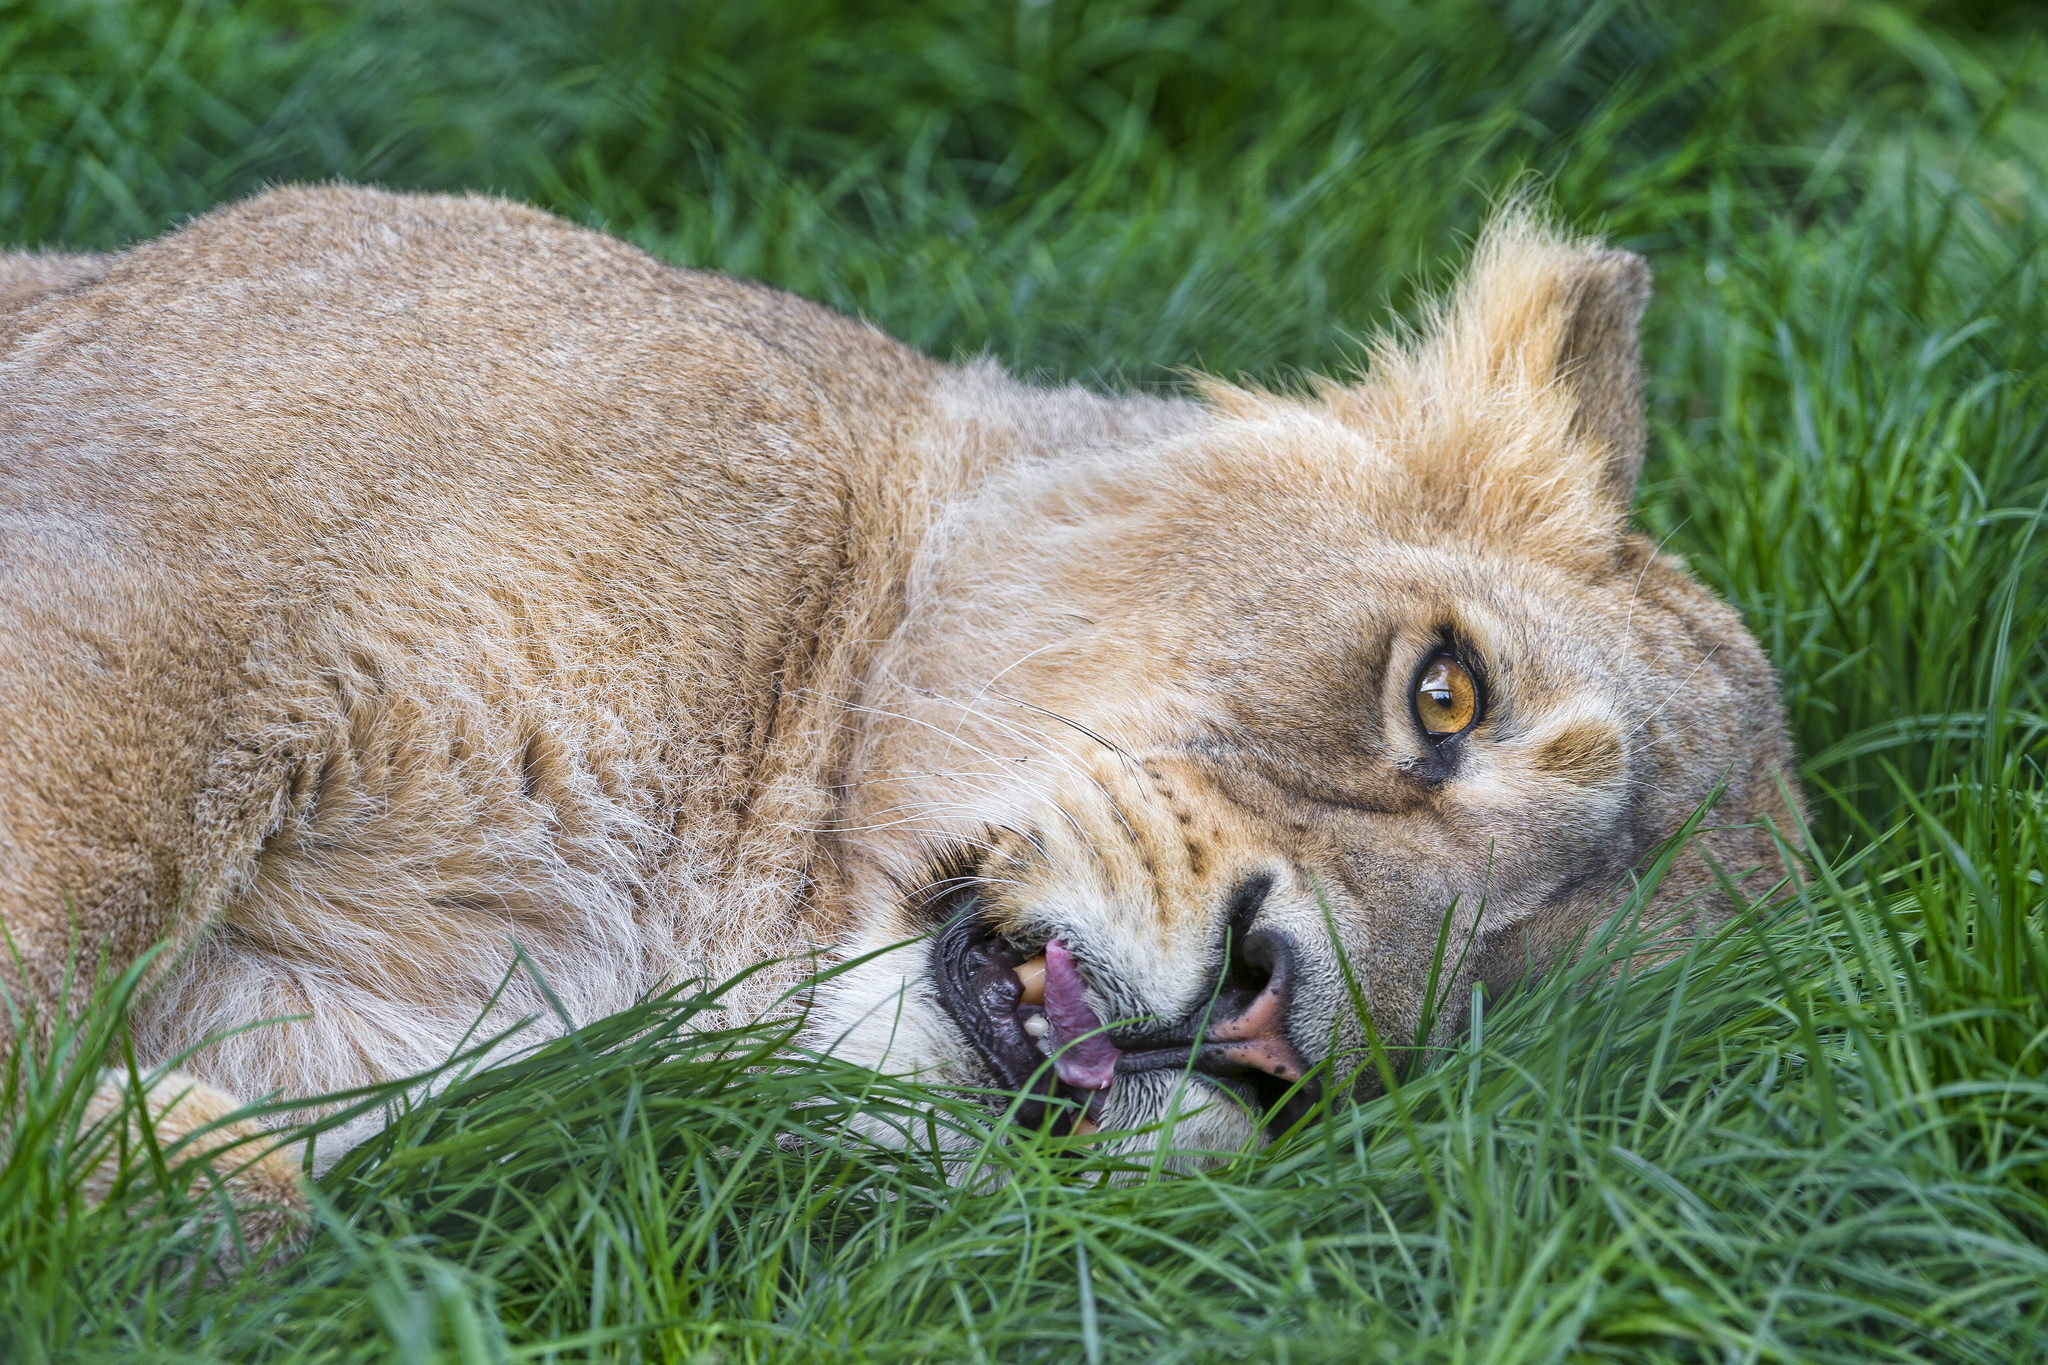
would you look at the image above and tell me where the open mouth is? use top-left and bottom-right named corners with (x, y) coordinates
top-left (929, 907), bottom-right (1106, 1134)
top-left (930, 897), bottom-right (1324, 1139)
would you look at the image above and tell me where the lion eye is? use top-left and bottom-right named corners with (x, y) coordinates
top-left (1415, 655), bottom-right (1478, 738)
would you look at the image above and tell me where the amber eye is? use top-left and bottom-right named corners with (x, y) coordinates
top-left (1415, 655), bottom-right (1479, 738)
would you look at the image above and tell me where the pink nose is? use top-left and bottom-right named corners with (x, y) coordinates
top-left (1202, 933), bottom-right (1308, 1082)
top-left (1204, 985), bottom-right (1307, 1081)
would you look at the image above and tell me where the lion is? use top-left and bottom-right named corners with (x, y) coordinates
top-left (0, 186), bottom-right (1800, 1241)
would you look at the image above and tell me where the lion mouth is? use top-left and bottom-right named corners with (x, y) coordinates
top-left (930, 897), bottom-right (1325, 1139)
top-left (930, 909), bottom-right (1112, 1134)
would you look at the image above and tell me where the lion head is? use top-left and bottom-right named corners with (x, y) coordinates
top-left (815, 210), bottom-right (1802, 1149)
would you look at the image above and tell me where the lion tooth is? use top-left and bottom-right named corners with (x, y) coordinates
top-left (1022, 1013), bottom-right (1049, 1038)
top-left (1014, 955), bottom-right (1047, 1005)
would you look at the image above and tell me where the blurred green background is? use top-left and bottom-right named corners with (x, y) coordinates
top-left (5, 0), bottom-right (2039, 382)
top-left (3, 2), bottom-right (2046, 1361)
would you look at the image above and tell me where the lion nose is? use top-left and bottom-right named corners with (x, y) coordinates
top-left (1200, 927), bottom-right (1309, 1083)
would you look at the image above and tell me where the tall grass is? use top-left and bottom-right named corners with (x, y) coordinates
top-left (1, 0), bottom-right (2044, 1360)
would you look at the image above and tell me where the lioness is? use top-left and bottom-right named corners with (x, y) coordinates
top-left (0, 187), bottom-right (1798, 1228)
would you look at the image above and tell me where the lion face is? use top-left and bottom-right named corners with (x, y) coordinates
top-left (814, 214), bottom-right (1801, 1149)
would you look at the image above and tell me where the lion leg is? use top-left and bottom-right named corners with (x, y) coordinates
top-left (80, 1069), bottom-right (311, 1266)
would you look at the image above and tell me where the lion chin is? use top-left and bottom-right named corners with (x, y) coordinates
top-left (0, 187), bottom-right (1801, 1230)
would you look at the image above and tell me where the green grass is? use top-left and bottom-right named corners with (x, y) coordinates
top-left (3, 0), bottom-right (2047, 1359)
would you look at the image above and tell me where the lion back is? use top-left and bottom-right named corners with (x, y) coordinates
top-left (0, 186), bottom-right (935, 1090)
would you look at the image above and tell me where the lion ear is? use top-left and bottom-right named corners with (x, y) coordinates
top-left (1368, 211), bottom-right (1654, 521)
top-left (1550, 245), bottom-right (1652, 509)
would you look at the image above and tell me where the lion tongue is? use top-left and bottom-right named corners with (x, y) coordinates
top-left (1042, 939), bottom-right (1120, 1091)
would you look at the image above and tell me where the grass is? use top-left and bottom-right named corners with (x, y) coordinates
top-left (2, 0), bottom-right (2046, 1359)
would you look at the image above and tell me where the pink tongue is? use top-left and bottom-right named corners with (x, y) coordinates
top-left (1042, 939), bottom-right (1120, 1090)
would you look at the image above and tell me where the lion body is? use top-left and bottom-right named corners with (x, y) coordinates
top-left (0, 187), bottom-right (1798, 1190)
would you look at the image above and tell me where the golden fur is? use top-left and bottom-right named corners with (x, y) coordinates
top-left (0, 187), bottom-right (1799, 1231)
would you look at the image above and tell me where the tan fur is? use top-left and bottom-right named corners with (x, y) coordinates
top-left (79, 1068), bottom-right (308, 1265)
top-left (1, 188), bottom-right (1800, 1208)
top-left (0, 249), bottom-right (110, 312)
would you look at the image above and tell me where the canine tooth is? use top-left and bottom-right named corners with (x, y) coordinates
top-left (1072, 1117), bottom-right (1100, 1137)
top-left (1014, 955), bottom-right (1047, 1005)
top-left (1022, 1013), bottom-right (1049, 1038)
